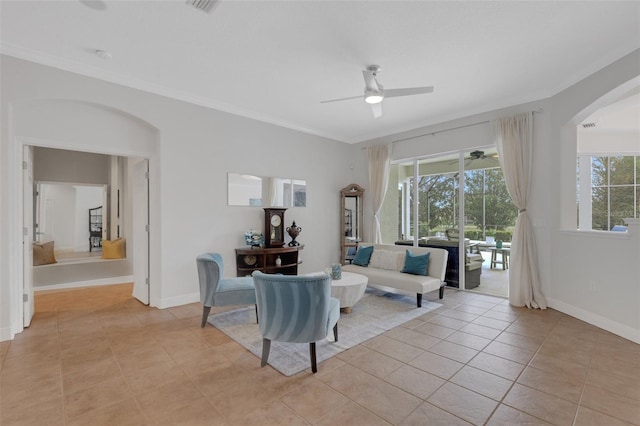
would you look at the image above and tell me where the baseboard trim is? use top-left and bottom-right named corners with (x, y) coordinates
top-left (158, 292), bottom-right (200, 309)
top-left (34, 276), bottom-right (134, 292)
top-left (0, 326), bottom-right (14, 342)
top-left (547, 297), bottom-right (640, 344)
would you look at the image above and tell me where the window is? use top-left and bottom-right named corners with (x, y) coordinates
top-left (381, 150), bottom-right (516, 243)
top-left (575, 87), bottom-right (639, 231)
top-left (578, 155), bottom-right (639, 230)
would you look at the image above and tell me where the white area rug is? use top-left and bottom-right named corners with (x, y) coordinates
top-left (208, 288), bottom-right (441, 376)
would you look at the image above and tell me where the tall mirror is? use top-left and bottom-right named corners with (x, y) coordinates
top-left (340, 183), bottom-right (365, 264)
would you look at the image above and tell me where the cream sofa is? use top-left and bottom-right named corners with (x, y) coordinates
top-left (342, 243), bottom-right (448, 308)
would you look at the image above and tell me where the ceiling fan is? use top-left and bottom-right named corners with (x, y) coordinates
top-left (320, 65), bottom-right (434, 118)
top-left (447, 150), bottom-right (499, 166)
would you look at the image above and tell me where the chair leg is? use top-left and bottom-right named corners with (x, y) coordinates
top-left (333, 323), bottom-right (338, 342)
top-left (309, 342), bottom-right (317, 373)
top-left (201, 306), bottom-right (211, 328)
top-left (255, 304), bottom-right (259, 324)
top-left (261, 338), bottom-right (271, 367)
top-left (416, 293), bottom-right (422, 308)
top-left (439, 284), bottom-right (445, 299)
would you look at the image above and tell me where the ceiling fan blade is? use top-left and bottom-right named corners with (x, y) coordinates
top-left (384, 86), bottom-right (434, 98)
top-left (370, 102), bottom-right (382, 118)
top-left (320, 94), bottom-right (363, 104)
top-left (362, 70), bottom-right (379, 91)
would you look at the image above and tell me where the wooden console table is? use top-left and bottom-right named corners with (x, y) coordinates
top-left (235, 245), bottom-right (304, 277)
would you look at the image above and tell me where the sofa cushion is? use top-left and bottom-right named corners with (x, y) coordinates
top-left (33, 241), bottom-right (57, 266)
top-left (401, 250), bottom-right (430, 275)
top-left (342, 264), bottom-right (442, 294)
top-left (352, 245), bottom-right (374, 266)
top-left (369, 249), bottom-right (404, 271)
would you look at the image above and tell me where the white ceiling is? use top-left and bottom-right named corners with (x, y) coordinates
top-left (1, 1), bottom-right (639, 143)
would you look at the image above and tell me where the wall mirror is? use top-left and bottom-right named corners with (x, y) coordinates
top-left (227, 173), bottom-right (306, 207)
top-left (340, 183), bottom-right (365, 264)
top-left (34, 182), bottom-right (109, 258)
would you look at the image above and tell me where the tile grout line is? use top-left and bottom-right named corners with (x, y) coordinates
top-left (396, 297), bottom-right (566, 425)
top-left (494, 314), bottom-right (581, 426)
top-left (17, 285), bottom-right (640, 426)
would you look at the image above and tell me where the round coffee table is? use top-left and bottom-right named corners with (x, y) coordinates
top-left (331, 271), bottom-right (368, 314)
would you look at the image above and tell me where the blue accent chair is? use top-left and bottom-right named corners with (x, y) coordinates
top-left (196, 253), bottom-right (257, 327)
top-left (252, 271), bottom-right (340, 373)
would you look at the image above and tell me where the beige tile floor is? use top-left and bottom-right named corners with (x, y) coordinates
top-left (1, 283), bottom-right (638, 426)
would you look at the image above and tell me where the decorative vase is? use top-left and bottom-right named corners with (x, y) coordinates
top-left (245, 230), bottom-right (263, 248)
top-left (286, 221), bottom-right (302, 247)
top-left (331, 263), bottom-right (342, 280)
top-left (275, 256), bottom-right (282, 266)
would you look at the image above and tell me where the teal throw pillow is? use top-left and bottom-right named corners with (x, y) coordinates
top-left (352, 245), bottom-right (374, 266)
top-left (401, 250), bottom-right (430, 275)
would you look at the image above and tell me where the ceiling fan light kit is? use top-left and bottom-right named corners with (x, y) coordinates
top-left (321, 64), bottom-right (433, 117)
top-left (365, 90), bottom-right (383, 104)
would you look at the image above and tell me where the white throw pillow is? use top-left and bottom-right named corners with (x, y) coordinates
top-left (369, 250), bottom-right (404, 271)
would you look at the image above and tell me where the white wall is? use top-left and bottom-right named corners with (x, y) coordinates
top-left (549, 50), bottom-right (640, 342)
top-left (1, 55), bottom-right (354, 340)
top-left (356, 49), bottom-right (640, 343)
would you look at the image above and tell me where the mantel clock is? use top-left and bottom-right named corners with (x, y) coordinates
top-left (264, 208), bottom-right (287, 248)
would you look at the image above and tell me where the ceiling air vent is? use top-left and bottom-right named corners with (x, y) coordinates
top-left (582, 122), bottom-right (596, 128)
top-left (186, 0), bottom-right (219, 13)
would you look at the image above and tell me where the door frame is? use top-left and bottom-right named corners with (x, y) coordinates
top-left (22, 145), bottom-right (35, 327)
top-left (132, 159), bottom-right (150, 305)
top-left (8, 135), bottom-right (159, 339)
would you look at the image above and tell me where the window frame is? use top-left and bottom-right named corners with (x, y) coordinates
top-left (577, 153), bottom-right (639, 231)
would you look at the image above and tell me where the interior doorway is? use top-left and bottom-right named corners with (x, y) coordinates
top-left (5, 99), bottom-right (159, 341)
top-left (23, 144), bottom-right (151, 327)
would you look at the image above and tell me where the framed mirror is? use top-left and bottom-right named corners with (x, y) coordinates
top-left (340, 183), bottom-right (365, 264)
top-left (227, 173), bottom-right (306, 207)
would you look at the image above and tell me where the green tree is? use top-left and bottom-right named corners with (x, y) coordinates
top-left (464, 168), bottom-right (517, 233)
top-left (411, 174), bottom-right (457, 236)
top-left (591, 155), bottom-right (638, 230)
top-left (410, 168), bottom-right (517, 238)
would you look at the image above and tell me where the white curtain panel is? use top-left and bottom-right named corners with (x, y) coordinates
top-left (368, 144), bottom-right (391, 243)
top-left (492, 112), bottom-right (547, 309)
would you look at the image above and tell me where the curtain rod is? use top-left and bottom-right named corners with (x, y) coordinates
top-left (363, 108), bottom-right (543, 148)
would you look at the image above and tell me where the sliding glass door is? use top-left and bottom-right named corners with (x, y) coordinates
top-left (381, 148), bottom-right (514, 296)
